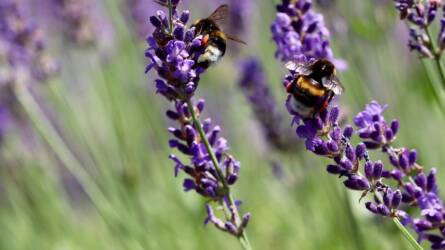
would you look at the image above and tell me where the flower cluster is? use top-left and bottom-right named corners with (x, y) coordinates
top-left (167, 100), bottom-right (250, 236)
top-left (145, 1), bottom-right (250, 240)
top-left (393, 0), bottom-right (445, 57)
top-left (145, 3), bottom-right (206, 102)
top-left (0, 0), bottom-right (58, 85)
top-left (271, 0), bottom-right (336, 64)
top-left (286, 88), bottom-right (445, 248)
top-left (238, 57), bottom-right (298, 151)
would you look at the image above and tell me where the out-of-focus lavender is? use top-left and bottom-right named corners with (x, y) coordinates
top-left (127, 0), bottom-right (156, 39)
top-left (271, 0), bottom-right (345, 68)
top-left (51, 0), bottom-right (114, 48)
top-left (393, 0), bottom-right (444, 58)
top-left (238, 57), bottom-right (298, 151)
top-left (0, 0), bottom-right (58, 140)
top-left (145, 1), bottom-right (250, 240)
top-left (0, 0), bottom-right (58, 84)
top-left (227, 0), bottom-right (251, 41)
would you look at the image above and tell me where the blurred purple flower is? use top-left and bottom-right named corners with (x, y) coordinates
top-left (51, 0), bottom-right (114, 48)
top-left (227, 0), bottom-right (251, 39)
top-left (127, 0), bottom-right (156, 39)
top-left (0, 0), bottom-right (58, 143)
top-left (238, 57), bottom-right (298, 151)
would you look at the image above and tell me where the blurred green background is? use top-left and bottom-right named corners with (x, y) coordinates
top-left (1, 0), bottom-right (444, 249)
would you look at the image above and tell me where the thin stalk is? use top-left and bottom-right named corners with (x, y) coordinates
top-left (186, 99), bottom-right (251, 250)
top-left (393, 218), bottom-right (423, 250)
top-left (425, 27), bottom-right (445, 89)
top-left (167, 0), bottom-right (173, 34)
top-left (372, 192), bottom-right (423, 250)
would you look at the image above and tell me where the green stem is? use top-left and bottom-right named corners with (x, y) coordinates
top-left (425, 27), bottom-right (445, 90)
top-left (13, 81), bottom-right (117, 220)
top-left (373, 192), bottom-right (423, 250)
top-left (186, 99), bottom-right (251, 250)
top-left (392, 218), bottom-right (423, 250)
top-left (167, 0), bottom-right (173, 34)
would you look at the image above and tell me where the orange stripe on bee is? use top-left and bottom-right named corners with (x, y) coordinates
top-left (297, 76), bottom-right (326, 97)
top-left (212, 30), bottom-right (227, 40)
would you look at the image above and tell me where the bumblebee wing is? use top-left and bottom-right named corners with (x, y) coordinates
top-left (285, 61), bottom-right (312, 75)
top-left (208, 4), bottom-right (229, 22)
top-left (153, 0), bottom-right (167, 7)
top-left (226, 34), bottom-right (247, 45)
top-left (322, 75), bottom-right (343, 95)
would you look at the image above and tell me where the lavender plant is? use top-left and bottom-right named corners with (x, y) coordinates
top-left (0, 0), bottom-right (58, 137)
top-left (271, 0), bottom-right (344, 68)
top-left (392, 0), bottom-right (445, 103)
top-left (145, 1), bottom-right (251, 248)
top-left (272, 0), bottom-right (442, 249)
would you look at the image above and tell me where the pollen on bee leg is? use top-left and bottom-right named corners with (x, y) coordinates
top-left (202, 34), bottom-right (210, 46)
top-left (285, 82), bottom-right (294, 93)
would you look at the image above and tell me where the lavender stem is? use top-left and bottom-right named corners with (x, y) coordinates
top-left (393, 217), bottom-right (424, 250)
top-left (424, 27), bottom-right (445, 89)
top-left (372, 191), bottom-right (423, 250)
top-left (13, 81), bottom-right (116, 217)
top-left (167, 0), bottom-right (173, 34)
top-left (186, 100), bottom-right (252, 250)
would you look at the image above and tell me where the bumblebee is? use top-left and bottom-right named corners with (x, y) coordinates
top-left (192, 4), bottom-right (246, 69)
top-left (285, 59), bottom-right (343, 118)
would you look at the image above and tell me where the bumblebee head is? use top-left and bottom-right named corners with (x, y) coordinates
top-left (312, 59), bottom-right (336, 78)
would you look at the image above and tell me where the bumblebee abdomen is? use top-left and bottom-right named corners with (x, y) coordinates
top-left (297, 76), bottom-right (326, 97)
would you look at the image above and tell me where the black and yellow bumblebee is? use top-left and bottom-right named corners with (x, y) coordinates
top-left (285, 59), bottom-right (343, 118)
top-left (192, 4), bottom-right (246, 69)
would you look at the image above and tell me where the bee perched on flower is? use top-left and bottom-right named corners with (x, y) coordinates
top-left (146, 2), bottom-right (245, 102)
top-left (284, 59), bottom-right (343, 120)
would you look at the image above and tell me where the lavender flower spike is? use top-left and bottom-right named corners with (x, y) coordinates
top-left (238, 57), bottom-right (298, 151)
top-left (145, 1), bottom-right (251, 246)
top-left (273, 0), bottom-right (437, 248)
top-left (393, 0), bottom-right (443, 58)
top-left (271, 0), bottom-right (345, 68)
top-left (0, 0), bottom-right (58, 139)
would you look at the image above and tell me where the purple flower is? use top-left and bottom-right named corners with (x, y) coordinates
top-left (238, 57), bottom-right (298, 151)
top-left (145, 5), bottom-right (205, 101)
top-left (271, 0), bottom-right (345, 68)
top-left (353, 101), bottom-right (398, 148)
top-left (146, 1), bottom-right (249, 239)
top-left (288, 99), bottom-right (445, 249)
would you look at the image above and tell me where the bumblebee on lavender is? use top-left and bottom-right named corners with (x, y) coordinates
top-left (192, 4), bottom-right (246, 69)
top-left (285, 59), bottom-right (343, 118)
